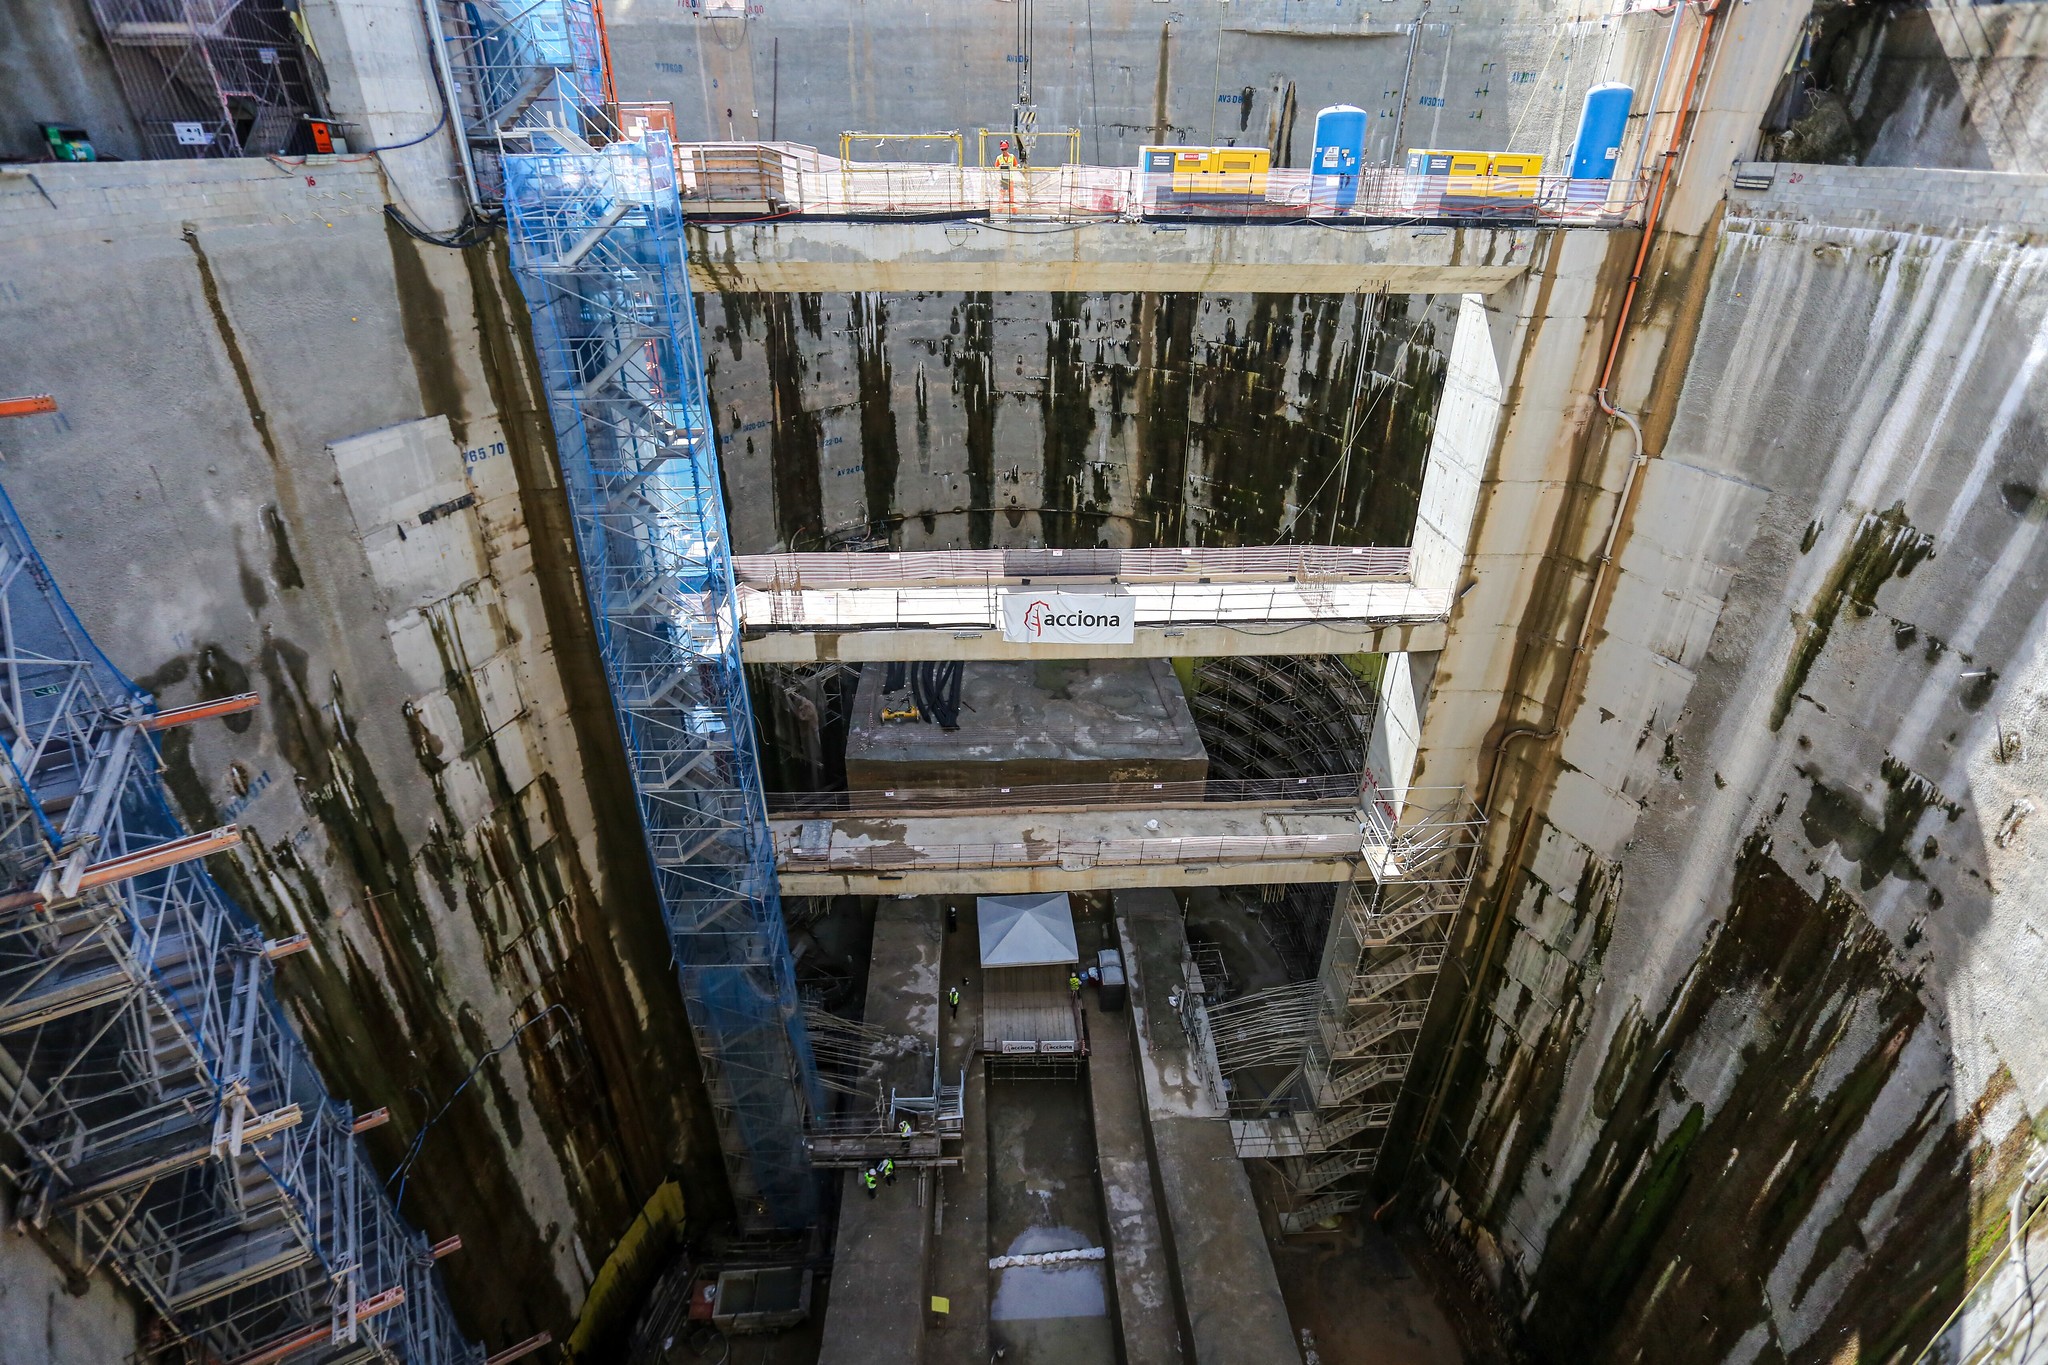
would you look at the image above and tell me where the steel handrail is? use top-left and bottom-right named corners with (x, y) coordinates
top-left (768, 773), bottom-right (1363, 816)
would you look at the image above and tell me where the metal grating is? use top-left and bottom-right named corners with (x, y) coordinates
top-left (0, 482), bottom-right (480, 1363)
top-left (501, 132), bottom-right (821, 1231)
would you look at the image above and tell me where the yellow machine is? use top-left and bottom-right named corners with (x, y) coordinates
top-left (1138, 145), bottom-right (1272, 203)
top-left (1486, 152), bottom-right (1544, 203)
top-left (1405, 149), bottom-right (1545, 212)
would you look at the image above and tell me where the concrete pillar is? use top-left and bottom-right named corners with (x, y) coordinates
top-left (1364, 651), bottom-right (1431, 821)
top-left (298, 0), bottom-right (472, 231)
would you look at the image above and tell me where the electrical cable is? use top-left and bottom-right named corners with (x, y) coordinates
top-left (386, 1003), bottom-right (570, 1214)
top-left (384, 200), bottom-right (505, 249)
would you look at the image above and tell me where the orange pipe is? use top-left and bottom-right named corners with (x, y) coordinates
top-left (592, 0), bottom-right (620, 106)
top-left (1595, 0), bottom-right (1720, 417)
top-left (139, 691), bottom-right (261, 730)
top-left (0, 396), bottom-right (56, 419)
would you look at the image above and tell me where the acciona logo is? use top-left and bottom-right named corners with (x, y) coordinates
top-left (1001, 588), bottom-right (1135, 645)
top-left (1022, 601), bottom-right (1124, 636)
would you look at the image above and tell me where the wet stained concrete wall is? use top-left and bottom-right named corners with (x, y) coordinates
top-left (609, 0), bottom-right (1682, 179)
top-left (697, 285), bottom-right (1456, 554)
top-left (1419, 180), bottom-right (2048, 1361)
top-left (1772, 0), bottom-right (2048, 174)
top-left (0, 159), bottom-right (716, 1356)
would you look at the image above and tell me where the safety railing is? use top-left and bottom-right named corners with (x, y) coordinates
top-left (777, 831), bottom-right (1360, 873)
top-left (737, 578), bottom-right (1451, 634)
top-left (734, 544), bottom-right (1414, 588)
top-left (766, 773), bottom-right (1363, 816)
top-left (672, 141), bottom-right (1654, 228)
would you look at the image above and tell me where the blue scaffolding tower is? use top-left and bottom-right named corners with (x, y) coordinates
top-left (432, 0), bottom-right (609, 199)
top-left (501, 136), bottom-right (822, 1231)
top-left (0, 482), bottom-right (482, 1363)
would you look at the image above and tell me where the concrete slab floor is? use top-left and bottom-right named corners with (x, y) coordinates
top-left (1266, 1220), bottom-right (1462, 1365)
top-left (1117, 890), bottom-right (1301, 1365)
top-left (986, 1074), bottom-right (1118, 1365)
top-left (845, 657), bottom-right (1208, 789)
top-left (1084, 993), bottom-right (1183, 1365)
top-left (818, 901), bottom-right (941, 1365)
top-left (927, 894), bottom-right (991, 1365)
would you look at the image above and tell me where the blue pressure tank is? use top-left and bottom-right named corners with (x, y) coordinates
top-left (1310, 104), bottom-right (1369, 212)
top-left (1570, 83), bottom-right (1634, 181)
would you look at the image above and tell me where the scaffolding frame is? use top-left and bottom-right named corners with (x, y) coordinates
top-left (0, 483), bottom-right (480, 1363)
top-left (431, 0), bottom-right (608, 200)
top-left (501, 134), bottom-right (822, 1232)
top-left (86, 0), bottom-right (318, 160)
top-left (1218, 785), bottom-right (1483, 1231)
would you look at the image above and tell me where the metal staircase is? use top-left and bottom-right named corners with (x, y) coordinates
top-left (1216, 785), bottom-right (1483, 1228)
top-left (501, 132), bottom-right (822, 1232)
top-left (0, 481), bottom-right (481, 1363)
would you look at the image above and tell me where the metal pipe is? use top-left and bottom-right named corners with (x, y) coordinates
top-left (1424, 0), bottom-right (1725, 1183)
top-left (1627, 5), bottom-right (1687, 192)
top-left (418, 0), bottom-right (483, 210)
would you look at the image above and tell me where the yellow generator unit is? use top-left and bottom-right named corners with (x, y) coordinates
top-left (1407, 149), bottom-right (1544, 213)
top-left (1487, 152), bottom-right (1544, 203)
top-left (1139, 145), bottom-right (1272, 204)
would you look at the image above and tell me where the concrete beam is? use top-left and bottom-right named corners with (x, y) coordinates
top-left (686, 219), bottom-right (1553, 295)
top-left (1116, 891), bottom-right (1300, 1365)
top-left (737, 579), bottom-right (1451, 662)
top-left (742, 618), bottom-right (1447, 663)
top-left (818, 901), bottom-right (940, 1365)
top-left (772, 808), bottom-right (1365, 897)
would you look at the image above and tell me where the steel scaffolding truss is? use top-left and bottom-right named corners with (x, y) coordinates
top-left (1221, 786), bottom-right (1482, 1228)
top-left (0, 483), bottom-right (481, 1365)
top-left (86, 0), bottom-right (317, 160)
top-left (501, 134), bottom-right (821, 1231)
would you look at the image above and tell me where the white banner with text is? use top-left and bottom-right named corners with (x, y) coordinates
top-left (999, 588), bottom-right (1136, 645)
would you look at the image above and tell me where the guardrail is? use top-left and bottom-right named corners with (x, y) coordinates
top-left (738, 578), bottom-right (1450, 633)
top-left (777, 832), bottom-right (1361, 873)
top-left (674, 143), bottom-right (1651, 228)
top-left (734, 545), bottom-right (1413, 588)
top-left (766, 774), bottom-right (1363, 816)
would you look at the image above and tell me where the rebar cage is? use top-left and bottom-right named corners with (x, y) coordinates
top-left (0, 483), bottom-right (480, 1363)
top-left (500, 134), bottom-right (822, 1232)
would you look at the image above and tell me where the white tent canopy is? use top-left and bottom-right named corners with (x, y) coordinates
top-left (977, 892), bottom-right (1079, 968)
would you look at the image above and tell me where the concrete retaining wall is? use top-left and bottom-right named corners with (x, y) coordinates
top-left (0, 157), bottom-right (712, 1352)
top-left (1429, 164), bottom-right (2048, 1360)
top-left (700, 286), bottom-right (1457, 555)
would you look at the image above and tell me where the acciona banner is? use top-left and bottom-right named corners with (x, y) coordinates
top-left (999, 588), bottom-right (1136, 645)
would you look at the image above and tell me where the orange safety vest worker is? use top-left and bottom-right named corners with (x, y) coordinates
top-left (994, 140), bottom-right (1022, 212)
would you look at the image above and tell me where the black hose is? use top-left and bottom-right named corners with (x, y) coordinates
top-left (382, 201), bottom-right (504, 250)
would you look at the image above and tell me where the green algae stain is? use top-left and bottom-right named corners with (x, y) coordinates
top-left (850, 292), bottom-right (903, 538)
top-left (1772, 502), bottom-right (1936, 731)
top-left (1040, 292), bottom-right (1102, 547)
top-left (1513, 835), bottom-right (1965, 1364)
